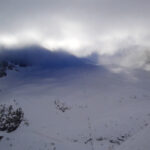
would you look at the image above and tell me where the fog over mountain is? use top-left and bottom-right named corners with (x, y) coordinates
top-left (1, 1), bottom-right (150, 150)
top-left (1, 0), bottom-right (150, 72)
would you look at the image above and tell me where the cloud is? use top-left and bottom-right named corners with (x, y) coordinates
top-left (0, 0), bottom-right (150, 71)
top-left (99, 45), bottom-right (150, 73)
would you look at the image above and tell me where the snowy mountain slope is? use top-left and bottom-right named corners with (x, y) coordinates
top-left (0, 64), bottom-right (150, 150)
top-left (117, 125), bottom-right (150, 150)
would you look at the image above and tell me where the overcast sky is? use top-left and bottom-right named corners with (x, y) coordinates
top-left (0, 0), bottom-right (150, 72)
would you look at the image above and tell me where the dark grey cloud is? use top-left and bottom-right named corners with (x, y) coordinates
top-left (0, 0), bottom-right (150, 71)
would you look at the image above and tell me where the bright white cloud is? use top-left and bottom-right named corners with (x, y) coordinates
top-left (1, 0), bottom-right (150, 71)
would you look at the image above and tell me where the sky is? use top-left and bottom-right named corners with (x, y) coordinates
top-left (0, 0), bottom-right (150, 72)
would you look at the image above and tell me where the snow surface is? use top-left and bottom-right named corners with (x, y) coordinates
top-left (0, 65), bottom-right (150, 150)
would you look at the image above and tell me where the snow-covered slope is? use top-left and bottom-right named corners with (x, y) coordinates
top-left (117, 125), bottom-right (150, 150)
top-left (0, 61), bottom-right (150, 150)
